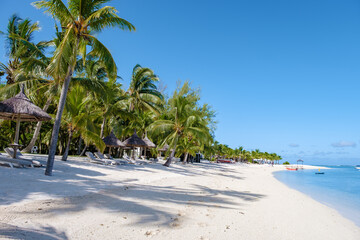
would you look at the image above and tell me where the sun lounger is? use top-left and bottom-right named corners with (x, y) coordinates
top-left (0, 155), bottom-right (34, 168)
top-left (94, 152), bottom-right (118, 165)
top-left (4, 148), bottom-right (42, 167)
top-left (0, 153), bottom-right (17, 168)
top-left (172, 157), bottom-right (181, 164)
top-left (121, 155), bottom-right (149, 165)
top-left (104, 154), bottom-right (129, 165)
top-left (85, 152), bottom-right (115, 165)
top-left (149, 158), bottom-right (158, 163)
top-left (0, 154), bottom-right (14, 168)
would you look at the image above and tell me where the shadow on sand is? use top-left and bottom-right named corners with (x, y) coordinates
top-left (0, 223), bottom-right (68, 240)
top-left (0, 158), bottom-right (265, 235)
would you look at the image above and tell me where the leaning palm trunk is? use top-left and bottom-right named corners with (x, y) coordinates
top-left (80, 144), bottom-right (88, 156)
top-left (163, 136), bottom-right (178, 167)
top-left (45, 66), bottom-right (73, 176)
top-left (22, 97), bottom-right (52, 153)
top-left (77, 136), bottom-right (82, 155)
top-left (183, 152), bottom-right (189, 165)
top-left (100, 117), bottom-right (106, 138)
top-left (62, 129), bottom-right (73, 161)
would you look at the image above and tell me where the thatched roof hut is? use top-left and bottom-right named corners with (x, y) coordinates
top-left (0, 87), bottom-right (51, 121)
top-left (0, 86), bottom-right (51, 158)
top-left (158, 144), bottom-right (170, 152)
top-left (142, 135), bottom-right (156, 148)
top-left (102, 132), bottom-right (125, 147)
top-left (123, 130), bottom-right (147, 147)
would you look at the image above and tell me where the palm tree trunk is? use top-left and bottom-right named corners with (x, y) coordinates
top-left (77, 136), bottom-right (82, 155)
top-left (22, 97), bottom-right (52, 153)
top-left (45, 65), bottom-right (73, 176)
top-left (100, 117), bottom-right (106, 138)
top-left (62, 129), bottom-right (73, 161)
top-left (80, 144), bottom-right (88, 156)
top-left (183, 152), bottom-right (189, 165)
top-left (163, 136), bottom-right (178, 167)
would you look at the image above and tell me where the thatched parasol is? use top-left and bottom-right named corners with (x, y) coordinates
top-left (123, 130), bottom-right (147, 159)
top-left (141, 132), bottom-right (156, 159)
top-left (102, 131), bottom-right (125, 155)
top-left (0, 86), bottom-right (51, 158)
top-left (158, 144), bottom-right (170, 152)
top-left (143, 134), bottom-right (156, 148)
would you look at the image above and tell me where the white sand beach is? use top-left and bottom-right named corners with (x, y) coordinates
top-left (0, 156), bottom-right (359, 240)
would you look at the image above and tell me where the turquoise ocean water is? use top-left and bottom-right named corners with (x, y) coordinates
top-left (273, 166), bottom-right (360, 227)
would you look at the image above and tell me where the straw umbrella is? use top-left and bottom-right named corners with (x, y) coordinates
top-left (158, 144), bottom-right (169, 152)
top-left (123, 130), bottom-right (147, 159)
top-left (0, 86), bottom-right (51, 158)
top-left (102, 131), bottom-right (125, 156)
top-left (142, 132), bottom-right (156, 158)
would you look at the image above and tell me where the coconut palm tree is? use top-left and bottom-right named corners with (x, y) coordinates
top-left (149, 82), bottom-right (211, 167)
top-left (176, 135), bottom-right (202, 164)
top-left (33, 0), bottom-right (135, 175)
top-left (0, 14), bottom-right (42, 85)
top-left (61, 85), bottom-right (104, 161)
top-left (127, 64), bottom-right (164, 113)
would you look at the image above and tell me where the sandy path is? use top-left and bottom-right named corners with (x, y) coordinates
top-left (0, 159), bottom-right (359, 240)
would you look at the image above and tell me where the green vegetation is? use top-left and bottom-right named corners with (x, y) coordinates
top-left (0, 0), bottom-right (282, 175)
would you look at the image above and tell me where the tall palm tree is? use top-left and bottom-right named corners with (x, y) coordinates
top-left (127, 64), bottom-right (164, 113)
top-left (176, 135), bottom-right (202, 164)
top-left (150, 82), bottom-right (211, 167)
top-left (33, 0), bottom-right (135, 176)
top-left (0, 14), bottom-right (41, 85)
top-left (61, 85), bottom-right (104, 161)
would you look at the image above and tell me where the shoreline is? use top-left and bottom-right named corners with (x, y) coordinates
top-left (0, 157), bottom-right (359, 239)
top-left (273, 164), bottom-right (360, 228)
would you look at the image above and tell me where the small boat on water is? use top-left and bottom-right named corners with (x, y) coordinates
top-left (286, 167), bottom-right (298, 171)
top-left (216, 159), bottom-right (235, 164)
top-left (355, 165), bottom-right (360, 170)
top-left (315, 168), bottom-right (324, 174)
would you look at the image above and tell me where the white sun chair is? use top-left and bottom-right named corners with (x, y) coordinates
top-left (104, 153), bottom-right (130, 165)
top-left (0, 154), bottom-right (34, 168)
top-left (94, 152), bottom-right (119, 165)
top-left (85, 152), bottom-right (115, 165)
top-left (4, 148), bottom-right (41, 167)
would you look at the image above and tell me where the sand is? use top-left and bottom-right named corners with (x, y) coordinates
top-left (0, 156), bottom-right (359, 240)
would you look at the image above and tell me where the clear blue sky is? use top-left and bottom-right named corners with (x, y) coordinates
top-left (1, 0), bottom-right (360, 165)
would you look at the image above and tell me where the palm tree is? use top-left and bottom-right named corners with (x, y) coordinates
top-left (33, 0), bottom-right (135, 175)
top-left (95, 81), bottom-right (132, 139)
top-left (127, 64), bottom-right (164, 113)
top-left (61, 85), bottom-right (104, 161)
top-left (150, 82), bottom-right (211, 167)
top-left (0, 14), bottom-right (41, 85)
top-left (176, 135), bottom-right (201, 164)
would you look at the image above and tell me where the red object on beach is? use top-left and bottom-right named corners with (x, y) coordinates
top-left (286, 167), bottom-right (298, 171)
top-left (217, 159), bottom-right (234, 163)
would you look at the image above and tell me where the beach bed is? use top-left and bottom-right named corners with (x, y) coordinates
top-left (85, 152), bottom-right (116, 165)
top-left (0, 154), bottom-right (34, 168)
top-left (4, 148), bottom-right (42, 167)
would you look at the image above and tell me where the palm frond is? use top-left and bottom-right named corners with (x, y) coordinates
top-left (86, 35), bottom-right (117, 80)
top-left (86, 6), bottom-right (135, 32)
top-left (32, 0), bottom-right (75, 25)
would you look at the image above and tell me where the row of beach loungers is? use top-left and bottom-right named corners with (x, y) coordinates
top-left (0, 148), bottom-right (42, 168)
top-left (85, 152), bottom-right (157, 166)
top-left (0, 148), bottom-right (179, 169)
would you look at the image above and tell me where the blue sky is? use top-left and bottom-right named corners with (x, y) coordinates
top-left (1, 0), bottom-right (359, 165)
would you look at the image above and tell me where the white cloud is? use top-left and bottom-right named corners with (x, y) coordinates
top-left (331, 141), bottom-right (356, 148)
top-left (289, 143), bottom-right (299, 147)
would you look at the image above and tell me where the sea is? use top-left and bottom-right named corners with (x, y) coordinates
top-left (273, 165), bottom-right (360, 227)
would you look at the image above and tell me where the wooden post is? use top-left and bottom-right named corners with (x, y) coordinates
top-left (14, 115), bottom-right (21, 144)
